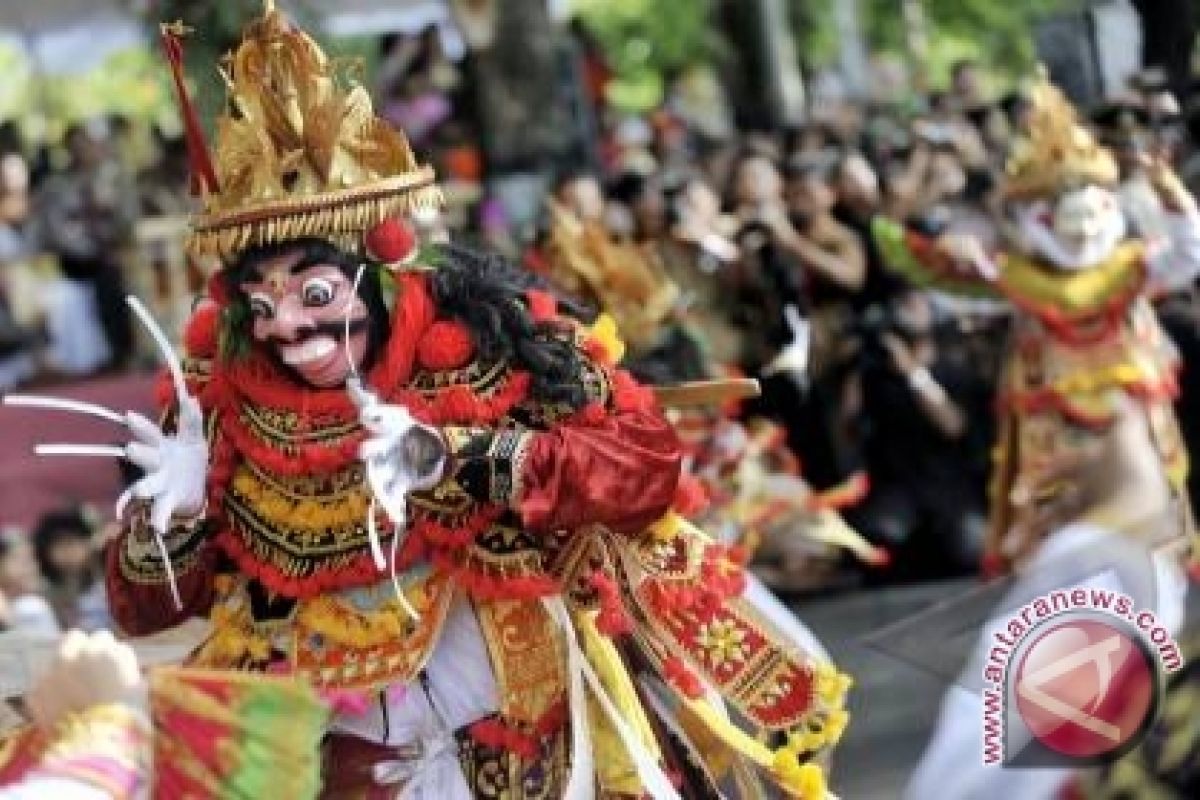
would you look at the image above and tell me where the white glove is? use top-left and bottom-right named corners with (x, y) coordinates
top-left (5, 297), bottom-right (207, 612)
top-left (348, 378), bottom-right (447, 621)
top-left (116, 395), bottom-right (209, 536)
top-left (763, 304), bottom-right (811, 384)
top-left (349, 378), bottom-right (447, 535)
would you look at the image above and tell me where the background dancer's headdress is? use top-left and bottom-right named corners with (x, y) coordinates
top-left (545, 201), bottom-right (680, 349)
top-left (170, 0), bottom-right (442, 259)
top-left (1003, 68), bottom-right (1119, 200)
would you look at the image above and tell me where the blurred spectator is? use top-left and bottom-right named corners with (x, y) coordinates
top-left (726, 152), bottom-right (837, 479)
top-left (137, 132), bottom-right (191, 218)
top-left (610, 117), bottom-right (658, 177)
top-left (36, 121), bottom-right (137, 375)
top-left (833, 151), bottom-right (906, 309)
top-left (1000, 90), bottom-right (1034, 136)
top-left (783, 160), bottom-right (866, 303)
top-left (728, 151), bottom-right (805, 366)
top-left (376, 27), bottom-right (460, 150)
top-left (32, 508), bottom-right (110, 632)
top-left (0, 528), bottom-right (60, 636)
top-left (778, 160), bottom-right (868, 490)
top-left (657, 176), bottom-right (743, 366)
top-left (0, 147), bottom-right (37, 390)
top-left (867, 54), bottom-right (913, 111)
top-left (609, 170), bottom-right (668, 243)
top-left (949, 59), bottom-right (990, 120)
top-left (849, 290), bottom-right (987, 578)
top-left (554, 168), bottom-right (607, 224)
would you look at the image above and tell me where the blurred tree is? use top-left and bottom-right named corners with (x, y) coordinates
top-left (467, 0), bottom-right (581, 172)
top-left (574, 0), bottom-right (723, 110)
top-left (793, 0), bottom-right (1082, 85)
top-left (0, 41), bottom-right (174, 145)
top-left (576, 0), bottom-right (1080, 109)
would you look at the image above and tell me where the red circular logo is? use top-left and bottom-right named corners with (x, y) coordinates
top-left (1014, 618), bottom-right (1156, 759)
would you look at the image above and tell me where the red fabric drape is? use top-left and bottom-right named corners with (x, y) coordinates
top-left (519, 409), bottom-right (683, 536)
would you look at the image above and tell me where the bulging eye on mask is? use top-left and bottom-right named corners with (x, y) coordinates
top-left (1010, 185), bottom-right (1127, 270)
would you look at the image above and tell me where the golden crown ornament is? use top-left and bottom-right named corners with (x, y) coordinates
top-left (169, 0), bottom-right (442, 259)
top-left (1003, 68), bottom-right (1120, 200)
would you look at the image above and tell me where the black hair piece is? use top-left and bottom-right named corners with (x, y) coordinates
top-left (430, 243), bottom-right (590, 410)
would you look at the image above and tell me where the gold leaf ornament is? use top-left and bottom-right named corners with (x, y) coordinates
top-left (184, 1), bottom-right (440, 259)
top-left (1002, 68), bottom-right (1119, 200)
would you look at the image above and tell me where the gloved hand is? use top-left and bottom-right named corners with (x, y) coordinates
top-left (117, 395), bottom-right (209, 535)
top-left (348, 378), bottom-right (447, 532)
top-left (763, 304), bottom-right (812, 384)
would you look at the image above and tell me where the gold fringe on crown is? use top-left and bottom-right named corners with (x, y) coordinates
top-left (185, 0), bottom-right (442, 259)
top-left (1003, 68), bottom-right (1119, 200)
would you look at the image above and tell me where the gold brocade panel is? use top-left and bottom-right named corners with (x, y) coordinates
top-left (475, 599), bottom-right (566, 727)
top-left (457, 723), bottom-right (570, 800)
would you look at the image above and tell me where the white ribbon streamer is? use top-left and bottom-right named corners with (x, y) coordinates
top-left (543, 597), bottom-right (681, 800)
top-left (371, 729), bottom-right (471, 799)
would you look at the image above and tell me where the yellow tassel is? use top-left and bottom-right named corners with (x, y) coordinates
top-left (588, 313), bottom-right (626, 365)
top-left (823, 708), bottom-right (850, 745)
top-left (786, 730), bottom-right (821, 754)
top-left (816, 663), bottom-right (854, 707)
top-left (771, 749), bottom-right (827, 799)
top-left (647, 512), bottom-right (682, 542)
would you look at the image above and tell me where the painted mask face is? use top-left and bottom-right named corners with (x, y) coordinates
top-left (1013, 184), bottom-right (1126, 270)
top-left (1053, 185), bottom-right (1120, 253)
top-left (240, 247), bottom-right (370, 388)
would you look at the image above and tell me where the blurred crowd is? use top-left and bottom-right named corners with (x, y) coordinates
top-left (5, 23), bottom-right (1200, 636)
top-left (0, 505), bottom-right (111, 637)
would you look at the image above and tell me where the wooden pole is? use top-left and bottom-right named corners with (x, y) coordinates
top-left (901, 0), bottom-right (931, 93)
top-left (834, 0), bottom-right (870, 99)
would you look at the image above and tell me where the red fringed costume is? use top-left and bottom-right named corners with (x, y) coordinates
top-left (96, 4), bottom-right (851, 797)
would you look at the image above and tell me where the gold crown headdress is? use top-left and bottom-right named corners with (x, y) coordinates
top-left (1003, 69), bottom-right (1119, 200)
top-left (170, 1), bottom-right (441, 258)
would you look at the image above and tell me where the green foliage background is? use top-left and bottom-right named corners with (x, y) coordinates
top-left (577, 0), bottom-right (1084, 109)
top-left (574, 0), bottom-right (721, 110)
top-left (0, 0), bottom-right (1102, 127)
top-left (0, 0), bottom-right (374, 142)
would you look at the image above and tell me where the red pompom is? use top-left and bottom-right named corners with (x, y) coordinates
top-left (365, 217), bottom-right (418, 265)
top-left (525, 290), bottom-right (557, 322)
top-left (183, 300), bottom-right (221, 358)
top-left (589, 572), bottom-right (632, 637)
top-left (415, 320), bottom-right (474, 371)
